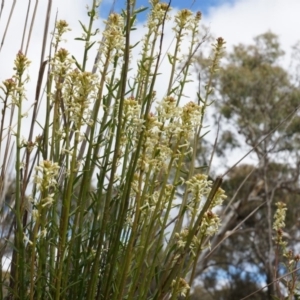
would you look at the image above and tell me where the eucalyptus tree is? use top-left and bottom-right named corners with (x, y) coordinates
top-left (191, 32), bottom-right (300, 299)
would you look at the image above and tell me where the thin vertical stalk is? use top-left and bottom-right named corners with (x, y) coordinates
top-left (14, 57), bottom-right (28, 299)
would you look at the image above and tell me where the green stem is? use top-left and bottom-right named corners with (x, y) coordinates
top-left (14, 74), bottom-right (26, 299)
top-left (55, 130), bottom-right (81, 300)
top-left (82, 0), bottom-right (98, 71)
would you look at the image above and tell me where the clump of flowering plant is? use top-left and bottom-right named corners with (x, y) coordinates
top-left (273, 202), bottom-right (300, 299)
top-left (0, 1), bottom-right (226, 299)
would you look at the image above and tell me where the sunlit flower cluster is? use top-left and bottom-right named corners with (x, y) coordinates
top-left (53, 20), bottom-right (71, 47)
top-left (174, 222), bottom-right (215, 257)
top-left (101, 13), bottom-right (125, 56)
top-left (211, 186), bottom-right (227, 207)
top-left (8, 51), bottom-right (31, 106)
top-left (273, 201), bottom-right (287, 230)
top-left (175, 228), bottom-right (189, 249)
top-left (171, 277), bottom-right (190, 297)
top-left (148, 1), bottom-right (171, 29)
top-left (180, 101), bottom-right (202, 138)
top-left (141, 184), bottom-right (174, 214)
top-left (31, 209), bottom-right (39, 221)
top-left (156, 98), bottom-right (183, 137)
top-left (50, 48), bottom-right (98, 130)
top-left (145, 112), bottom-right (163, 137)
top-left (168, 9), bottom-right (202, 77)
top-left (13, 51), bottom-right (31, 77)
top-left (157, 96), bottom-right (179, 120)
top-left (1, 78), bottom-right (16, 95)
top-left (173, 9), bottom-right (193, 32)
top-left (181, 101), bottom-right (202, 124)
top-left (156, 97), bottom-right (202, 140)
top-left (135, 98), bottom-right (203, 179)
top-left (185, 10), bottom-right (202, 39)
top-left (199, 210), bottom-right (221, 237)
top-left (190, 11), bottom-right (202, 35)
top-left (189, 234), bottom-right (201, 257)
top-left (138, 0), bottom-right (170, 81)
top-left (51, 48), bottom-right (74, 84)
top-left (64, 70), bottom-right (97, 128)
top-left (33, 160), bottom-right (60, 217)
top-left (34, 160), bottom-right (60, 192)
top-left (137, 112), bottom-right (173, 172)
top-left (55, 47), bottom-right (70, 63)
top-left (186, 174), bottom-right (211, 196)
top-left (186, 174), bottom-right (212, 216)
top-left (209, 37), bottom-right (226, 77)
top-left (122, 96), bottom-right (144, 140)
top-left (123, 97), bottom-right (140, 118)
top-left (273, 201), bottom-right (288, 247)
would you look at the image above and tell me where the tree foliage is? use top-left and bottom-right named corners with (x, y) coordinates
top-left (191, 32), bottom-right (300, 299)
top-left (218, 32), bottom-right (300, 156)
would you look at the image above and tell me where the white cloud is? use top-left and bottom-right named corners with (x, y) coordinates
top-left (203, 0), bottom-right (300, 65)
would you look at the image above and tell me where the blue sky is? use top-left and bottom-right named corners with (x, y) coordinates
top-left (100, 0), bottom-right (236, 19)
